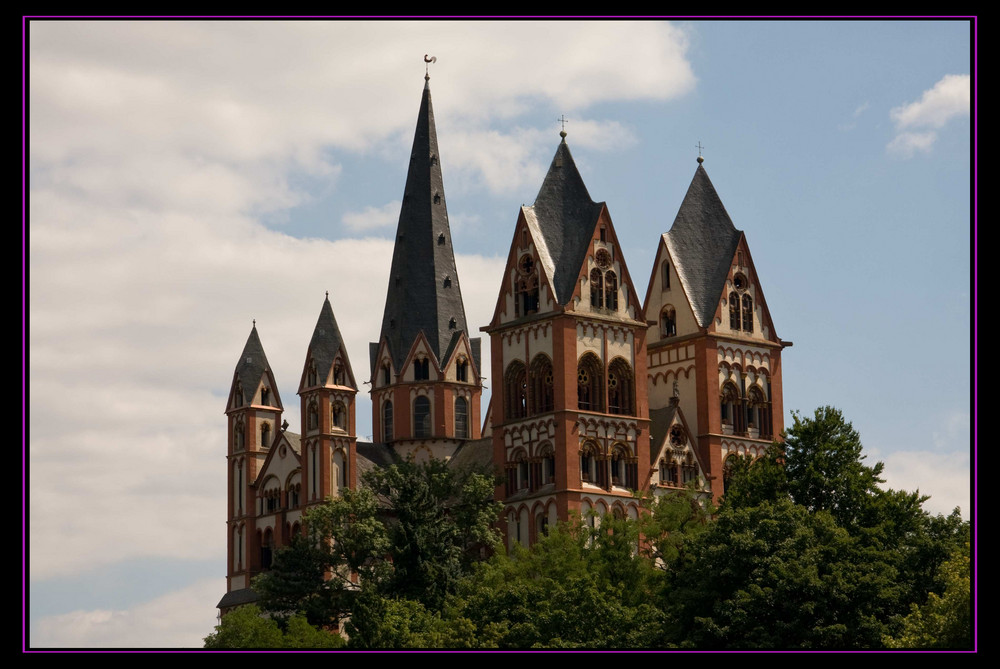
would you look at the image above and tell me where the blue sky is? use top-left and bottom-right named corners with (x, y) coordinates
top-left (27, 19), bottom-right (973, 647)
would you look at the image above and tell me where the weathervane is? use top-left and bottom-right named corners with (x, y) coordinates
top-left (424, 54), bottom-right (437, 79)
top-left (558, 114), bottom-right (569, 137)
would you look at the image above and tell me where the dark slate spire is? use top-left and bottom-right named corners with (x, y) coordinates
top-left (664, 163), bottom-right (742, 328)
top-left (231, 323), bottom-right (280, 408)
top-left (376, 78), bottom-right (471, 373)
top-left (523, 138), bottom-right (605, 305)
top-left (307, 294), bottom-right (355, 389)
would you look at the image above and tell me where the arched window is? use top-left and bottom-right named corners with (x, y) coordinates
top-left (235, 384), bottom-right (244, 407)
top-left (604, 271), bottom-right (618, 311)
top-left (414, 396), bottom-right (431, 438)
top-left (261, 529), bottom-right (273, 570)
top-left (538, 443), bottom-right (556, 485)
top-left (504, 361), bottom-right (527, 420)
top-left (529, 355), bottom-right (554, 414)
top-left (579, 441), bottom-right (604, 486)
top-left (720, 382), bottom-right (743, 434)
top-left (682, 452), bottom-right (698, 484)
top-left (742, 294), bottom-right (754, 333)
top-left (723, 456), bottom-right (736, 495)
top-left (662, 260), bottom-right (671, 290)
top-left (607, 358), bottom-right (634, 416)
top-left (577, 353), bottom-right (604, 412)
top-left (455, 397), bottom-right (468, 438)
top-left (414, 358), bottom-right (430, 381)
top-left (260, 422), bottom-right (271, 450)
top-left (260, 387), bottom-right (269, 406)
top-left (332, 401), bottom-right (346, 430)
top-left (729, 292), bottom-right (740, 330)
top-left (333, 362), bottom-right (345, 386)
top-left (661, 305), bottom-right (677, 338)
top-left (333, 449), bottom-right (348, 492)
top-left (307, 401), bottom-right (319, 430)
top-left (382, 363), bottom-right (392, 386)
top-left (747, 386), bottom-right (771, 438)
top-left (611, 444), bottom-right (637, 489)
top-left (234, 420), bottom-right (245, 451)
top-left (383, 400), bottom-right (393, 441)
top-left (307, 361), bottom-right (318, 387)
top-left (456, 359), bottom-right (468, 382)
top-left (590, 268), bottom-right (604, 308)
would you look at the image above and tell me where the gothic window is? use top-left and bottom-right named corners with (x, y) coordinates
top-left (579, 441), bottom-right (604, 487)
top-left (669, 424), bottom-right (685, 446)
top-left (742, 294), bottom-right (754, 333)
top-left (449, 318), bottom-right (457, 329)
top-left (577, 353), bottom-right (604, 412)
top-left (662, 261), bottom-right (671, 290)
top-left (723, 456), bottom-right (735, 495)
top-left (504, 361), bottom-right (527, 420)
top-left (456, 359), bottom-right (468, 382)
top-left (529, 355), bottom-right (554, 414)
top-left (747, 386), bottom-right (771, 438)
top-left (516, 453), bottom-right (529, 490)
top-left (260, 422), bottom-right (271, 450)
top-left (414, 358), bottom-right (430, 381)
top-left (333, 362), bottom-right (345, 386)
top-left (260, 387), bottom-right (269, 406)
top-left (455, 397), bottom-right (469, 438)
top-left (720, 382), bottom-right (745, 434)
top-left (443, 276), bottom-right (452, 288)
top-left (661, 306), bottom-right (677, 338)
top-left (307, 401), bottom-right (319, 430)
top-left (729, 292), bottom-right (740, 330)
top-left (599, 227), bottom-right (607, 242)
top-left (383, 401), bottom-right (394, 441)
top-left (289, 486), bottom-right (299, 509)
top-left (590, 268), bottom-right (604, 309)
top-left (235, 384), bottom-right (244, 407)
top-left (607, 358), bottom-right (634, 416)
top-left (332, 401), bottom-right (346, 430)
top-left (611, 444), bottom-right (637, 489)
top-left (438, 233), bottom-right (446, 245)
top-left (433, 193), bottom-right (441, 204)
top-left (604, 271), bottom-right (618, 311)
top-left (382, 363), bottom-right (392, 386)
top-left (307, 361), bottom-right (318, 387)
top-left (414, 396), bottom-right (431, 438)
top-left (515, 255), bottom-right (539, 317)
top-left (660, 453), bottom-right (678, 486)
top-left (538, 443), bottom-right (555, 485)
top-left (682, 452), bottom-right (698, 484)
top-left (234, 420), bottom-right (245, 451)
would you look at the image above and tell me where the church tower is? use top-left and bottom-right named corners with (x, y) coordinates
top-left (483, 132), bottom-right (651, 549)
top-left (224, 323), bottom-right (284, 596)
top-left (299, 294), bottom-right (358, 506)
top-left (643, 157), bottom-right (789, 503)
top-left (369, 73), bottom-right (482, 462)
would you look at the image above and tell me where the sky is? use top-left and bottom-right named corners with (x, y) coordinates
top-left (26, 19), bottom-right (974, 648)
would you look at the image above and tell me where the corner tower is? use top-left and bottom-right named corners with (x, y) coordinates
top-left (483, 133), bottom-right (651, 549)
top-left (224, 323), bottom-right (283, 598)
top-left (643, 157), bottom-right (790, 503)
top-left (369, 73), bottom-right (482, 462)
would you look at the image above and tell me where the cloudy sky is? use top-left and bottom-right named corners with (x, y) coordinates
top-left (27, 20), bottom-right (973, 648)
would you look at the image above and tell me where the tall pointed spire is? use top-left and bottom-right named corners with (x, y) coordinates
top-left (523, 137), bottom-right (605, 304)
top-left (230, 323), bottom-right (280, 409)
top-left (376, 76), bottom-right (471, 372)
top-left (664, 162), bottom-right (742, 328)
top-left (305, 294), bottom-right (355, 390)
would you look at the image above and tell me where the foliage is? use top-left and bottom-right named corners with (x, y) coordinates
top-left (670, 500), bottom-right (900, 649)
top-left (884, 541), bottom-right (972, 649)
top-left (203, 605), bottom-right (344, 649)
top-left (444, 515), bottom-right (671, 648)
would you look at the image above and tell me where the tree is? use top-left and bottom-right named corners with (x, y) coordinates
top-left (203, 605), bottom-right (345, 649)
top-left (884, 541), bottom-right (972, 649)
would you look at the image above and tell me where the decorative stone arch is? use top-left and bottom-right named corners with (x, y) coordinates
top-left (529, 354), bottom-right (555, 415)
top-left (607, 357), bottom-right (635, 416)
top-left (610, 441), bottom-right (638, 489)
top-left (577, 352), bottom-right (604, 412)
top-left (504, 359), bottom-right (527, 420)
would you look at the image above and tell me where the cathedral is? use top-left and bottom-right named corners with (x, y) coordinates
top-left (218, 72), bottom-right (790, 611)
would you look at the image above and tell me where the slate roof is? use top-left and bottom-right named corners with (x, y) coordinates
top-left (231, 325), bottom-right (279, 408)
top-left (375, 77), bottom-right (479, 373)
top-left (306, 295), bottom-right (355, 388)
top-left (649, 405), bottom-right (680, 459)
top-left (216, 587), bottom-right (259, 610)
top-left (521, 138), bottom-right (605, 305)
top-left (663, 164), bottom-right (742, 329)
top-left (446, 437), bottom-right (496, 473)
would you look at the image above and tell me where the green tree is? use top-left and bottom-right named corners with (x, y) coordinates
top-left (204, 605), bottom-right (284, 649)
top-left (884, 541), bottom-right (972, 649)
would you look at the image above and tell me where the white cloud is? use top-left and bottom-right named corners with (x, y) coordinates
top-left (887, 74), bottom-right (970, 157)
top-left (879, 448), bottom-right (970, 518)
top-left (31, 579), bottom-right (223, 648)
top-left (342, 201), bottom-right (400, 231)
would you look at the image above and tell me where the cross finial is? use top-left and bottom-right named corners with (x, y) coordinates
top-left (424, 54), bottom-right (437, 80)
top-left (252, 318), bottom-right (256, 327)
top-left (558, 114), bottom-right (569, 138)
top-left (696, 141), bottom-right (705, 163)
